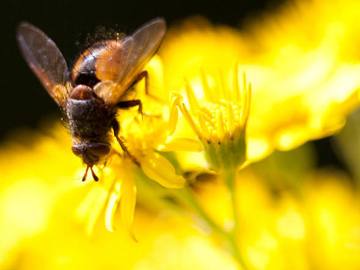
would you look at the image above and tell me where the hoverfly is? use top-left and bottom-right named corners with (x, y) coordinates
top-left (16, 18), bottom-right (166, 181)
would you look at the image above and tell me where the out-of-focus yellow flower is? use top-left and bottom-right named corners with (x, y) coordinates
top-left (0, 124), bottom-right (360, 270)
top-left (193, 167), bottom-right (360, 270)
top-left (304, 171), bottom-right (360, 270)
top-left (159, 0), bottom-right (360, 162)
top-left (0, 125), bottom-right (80, 267)
top-left (3, 0), bottom-right (360, 269)
top-left (0, 130), bottom-right (237, 270)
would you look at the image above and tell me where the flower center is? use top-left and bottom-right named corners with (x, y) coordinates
top-left (196, 100), bottom-right (245, 143)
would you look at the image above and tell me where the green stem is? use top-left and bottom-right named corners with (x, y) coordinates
top-left (223, 169), bottom-right (249, 270)
top-left (224, 170), bottom-right (241, 235)
top-left (176, 185), bottom-right (249, 270)
top-left (181, 186), bottom-right (227, 237)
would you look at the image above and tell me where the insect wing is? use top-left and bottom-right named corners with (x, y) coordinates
top-left (17, 22), bottom-right (69, 107)
top-left (93, 37), bottom-right (135, 100)
top-left (119, 18), bottom-right (166, 86)
top-left (94, 18), bottom-right (166, 105)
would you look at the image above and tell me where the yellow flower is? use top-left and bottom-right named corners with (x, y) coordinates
top-left (303, 171), bottom-right (360, 270)
top-left (0, 175), bottom-right (237, 270)
top-left (3, 0), bottom-right (360, 268)
top-left (75, 157), bottom-right (137, 234)
top-left (1, 125), bottom-right (359, 270)
top-left (172, 68), bottom-right (250, 172)
top-left (0, 128), bottom-right (356, 270)
top-left (76, 115), bottom-right (185, 233)
top-left (0, 131), bottom-right (238, 269)
top-left (0, 125), bottom-right (80, 264)
top-left (159, 2), bottom-right (360, 163)
top-left (191, 167), bottom-right (360, 270)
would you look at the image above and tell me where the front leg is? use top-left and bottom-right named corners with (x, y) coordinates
top-left (130, 70), bottom-right (161, 101)
top-left (112, 119), bottom-right (140, 166)
top-left (117, 99), bottom-right (142, 115)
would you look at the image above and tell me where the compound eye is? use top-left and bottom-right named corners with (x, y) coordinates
top-left (72, 145), bottom-right (84, 156)
top-left (88, 143), bottom-right (110, 156)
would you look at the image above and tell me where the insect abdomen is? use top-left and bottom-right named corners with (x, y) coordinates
top-left (66, 98), bottom-right (115, 140)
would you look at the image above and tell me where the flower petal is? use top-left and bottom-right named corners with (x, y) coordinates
top-left (141, 152), bottom-right (185, 188)
top-left (120, 174), bottom-right (137, 232)
top-left (160, 138), bottom-right (203, 152)
top-left (76, 184), bottom-right (109, 235)
top-left (104, 181), bottom-right (122, 232)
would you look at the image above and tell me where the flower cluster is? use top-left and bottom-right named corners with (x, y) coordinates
top-left (2, 0), bottom-right (360, 269)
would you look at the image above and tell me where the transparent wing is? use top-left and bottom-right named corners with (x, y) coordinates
top-left (94, 36), bottom-right (135, 90)
top-left (95, 18), bottom-right (166, 105)
top-left (119, 18), bottom-right (166, 86)
top-left (17, 22), bottom-right (69, 107)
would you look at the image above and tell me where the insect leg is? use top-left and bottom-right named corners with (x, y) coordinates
top-left (117, 99), bottom-right (143, 115)
top-left (131, 70), bottom-right (161, 101)
top-left (129, 70), bottom-right (148, 93)
top-left (112, 119), bottom-right (140, 166)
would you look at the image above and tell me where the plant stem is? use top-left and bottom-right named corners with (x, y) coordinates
top-left (176, 185), bottom-right (248, 270)
top-left (181, 186), bottom-right (227, 237)
top-left (223, 169), bottom-right (249, 270)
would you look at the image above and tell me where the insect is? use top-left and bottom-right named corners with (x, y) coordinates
top-left (16, 18), bottom-right (166, 181)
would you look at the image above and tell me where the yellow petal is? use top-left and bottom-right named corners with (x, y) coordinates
top-left (120, 174), bottom-right (137, 231)
top-left (75, 185), bottom-right (97, 222)
top-left (160, 138), bottom-right (203, 152)
top-left (80, 184), bottom-right (109, 235)
top-left (167, 94), bottom-right (182, 135)
top-left (104, 181), bottom-right (122, 232)
top-left (141, 152), bottom-right (185, 188)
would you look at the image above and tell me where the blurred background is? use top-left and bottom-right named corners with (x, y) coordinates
top-left (1, 0), bottom-right (344, 170)
top-left (1, 1), bottom-right (360, 269)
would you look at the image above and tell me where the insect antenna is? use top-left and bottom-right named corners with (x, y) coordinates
top-left (90, 166), bottom-right (99, 181)
top-left (82, 166), bottom-right (99, 181)
top-left (82, 166), bottom-right (90, 182)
